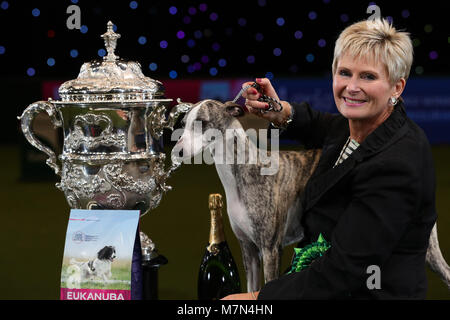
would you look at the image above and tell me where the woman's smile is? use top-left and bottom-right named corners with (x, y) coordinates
top-left (343, 96), bottom-right (368, 107)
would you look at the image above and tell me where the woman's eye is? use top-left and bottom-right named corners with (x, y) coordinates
top-left (339, 70), bottom-right (350, 77)
top-left (362, 73), bottom-right (376, 80)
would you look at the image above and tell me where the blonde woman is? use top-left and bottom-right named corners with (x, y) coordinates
top-left (224, 18), bottom-right (437, 299)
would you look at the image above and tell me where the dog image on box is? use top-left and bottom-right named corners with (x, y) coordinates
top-left (69, 246), bottom-right (116, 283)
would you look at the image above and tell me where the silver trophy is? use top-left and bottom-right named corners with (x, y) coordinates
top-left (19, 21), bottom-right (191, 215)
top-left (18, 22), bottom-right (192, 263)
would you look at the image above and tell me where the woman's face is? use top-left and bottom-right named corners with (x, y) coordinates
top-left (333, 53), bottom-right (403, 123)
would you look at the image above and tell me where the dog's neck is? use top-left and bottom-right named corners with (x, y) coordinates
top-left (212, 118), bottom-right (264, 201)
top-left (211, 118), bottom-right (256, 169)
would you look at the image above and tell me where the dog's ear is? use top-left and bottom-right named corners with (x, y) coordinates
top-left (97, 247), bottom-right (108, 259)
top-left (224, 101), bottom-right (245, 117)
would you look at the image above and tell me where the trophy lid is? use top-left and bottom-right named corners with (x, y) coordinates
top-left (58, 21), bottom-right (166, 103)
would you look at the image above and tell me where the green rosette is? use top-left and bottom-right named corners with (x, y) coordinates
top-left (288, 233), bottom-right (331, 274)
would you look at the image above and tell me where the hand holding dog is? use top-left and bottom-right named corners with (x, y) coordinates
top-left (242, 78), bottom-right (292, 126)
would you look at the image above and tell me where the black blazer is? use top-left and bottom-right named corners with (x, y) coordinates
top-left (258, 101), bottom-right (437, 299)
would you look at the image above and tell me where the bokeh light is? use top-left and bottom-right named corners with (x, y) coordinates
top-left (276, 17), bottom-right (285, 26)
top-left (138, 36), bottom-right (147, 45)
top-left (47, 57), bottom-right (55, 66)
top-left (32, 8), bottom-right (40, 17)
top-left (169, 6), bottom-right (177, 15)
top-left (160, 40), bottom-right (168, 49)
top-left (294, 31), bottom-right (303, 39)
top-left (70, 49), bottom-right (78, 58)
top-left (129, 1), bottom-right (138, 10)
top-left (27, 67), bottom-right (35, 76)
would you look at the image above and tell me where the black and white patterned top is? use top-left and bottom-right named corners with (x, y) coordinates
top-left (333, 137), bottom-right (360, 168)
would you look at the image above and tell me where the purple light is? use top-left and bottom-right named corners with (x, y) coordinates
top-left (255, 33), bottom-right (264, 41)
top-left (160, 40), bottom-right (168, 49)
top-left (199, 3), bottom-right (207, 12)
top-left (27, 67), bottom-right (35, 76)
top-left (177, 30), bottom-right (185, 39)
top-left (340, 14), bottom-right (349, 22)
top-left (187, 65), bottom-right (195, 73)
top-left (429, 51), bottom-right (438, 60)
top-left (276, 17), bottom-right (285, 26)
top-left (386, 16), bottom-right (394, 24)
top-left (401, 9), bottom-right (410, 18)
top-left (212, 42), bottom-right (220, 51)
top-left (193, 62), bottom-right (202, 71)
top-left (169, 6), bottom-right (177, 15)
top-left (210, 12), bottom-right (218, 21)
top-left (294, 30), bottom-right (303, 39)
top-left (308, 11), bottom-right (317, 20)
top-left (238, 18), bottom-right (246, 26)
top-left (187, 39), bottom-right (196, 48)
top-left (201, 55), bottom-right (209, 64)
top-left (258, 0), bottom-right (266, 6)
top-left (183, 16), bottom-right (191, 24)
top-left (188, 7), bottom-right (197, 15)
top-left (247, 55), bottom-right (255, 64)
top-left (273, 48), bottom-right (282, 56)
top-left (218, 59), bottom-right (227, 67)
top-left (318, 39), bottom-right (326, 47)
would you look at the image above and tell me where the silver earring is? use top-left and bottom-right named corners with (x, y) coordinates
top-left (390, 97), bottom-right (398, 106)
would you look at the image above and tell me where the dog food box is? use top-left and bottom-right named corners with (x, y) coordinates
top-left (60, 209), bottom-right (141, 300)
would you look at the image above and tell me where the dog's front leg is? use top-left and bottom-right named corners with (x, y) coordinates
top-left (262, 245), bottom-right (282, 284)
top-left (239, 240), bottom-right (261, 292)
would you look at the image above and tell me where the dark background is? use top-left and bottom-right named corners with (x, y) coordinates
top-left (0, 0), bottom-right (449, 300)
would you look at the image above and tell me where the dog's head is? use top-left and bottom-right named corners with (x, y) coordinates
top-left (97, 246), bottom-right (116, 261)
top-left (173, 100), bottom-right (245, 160)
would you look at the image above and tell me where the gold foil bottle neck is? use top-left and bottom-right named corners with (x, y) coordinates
top-left (209, 193), bottom-right (223, 210)
top-left (207, 193), bottom-right (225, 254)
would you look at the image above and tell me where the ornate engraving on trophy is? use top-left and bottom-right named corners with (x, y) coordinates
top-left (65, 113), bottom-right (126, 152)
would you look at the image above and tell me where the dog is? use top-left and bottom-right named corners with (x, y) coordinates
top-left (173, 99), bottom-right (321, 292)
top-left (173, 99), bottom-right (450, 293)
top-left (70, 246), bottom-right (116, 283)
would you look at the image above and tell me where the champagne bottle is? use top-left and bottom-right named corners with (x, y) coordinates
top-left (198, 194), bottom-right (241, 300)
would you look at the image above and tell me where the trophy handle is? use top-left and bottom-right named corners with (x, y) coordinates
top-left (148, 99), bottom-right (193, 192)
top-left (17, 100), bottom-right (63, 176)
top-left (148, 98), bottom-right (193, 141)
top-left (164, 98), bottom-right (193, 131)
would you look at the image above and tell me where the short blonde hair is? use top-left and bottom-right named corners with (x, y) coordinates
top-left (332, 18), bottom-right (413, 85)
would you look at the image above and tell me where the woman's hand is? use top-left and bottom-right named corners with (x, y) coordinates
top-left (221, 291), bottom-right (259, 300)
top-left (242, 78), bottom-right (292, 126)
